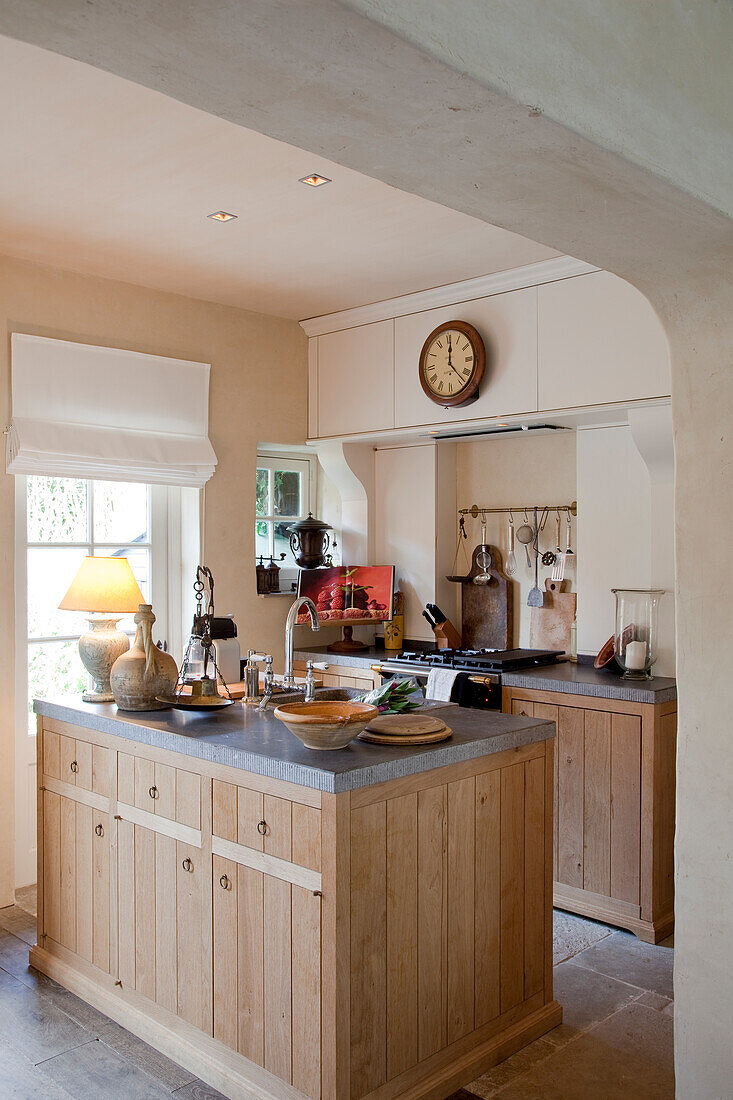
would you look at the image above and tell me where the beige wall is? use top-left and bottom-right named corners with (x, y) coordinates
top-left (456, 432), bottom-right (577, 647)
top-left (0, 252), bottom-right (308, 904)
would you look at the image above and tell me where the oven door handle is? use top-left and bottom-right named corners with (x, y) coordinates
top-left (371, 662), bottom-right (429, 679)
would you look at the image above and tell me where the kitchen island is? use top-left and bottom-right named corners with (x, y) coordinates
top-left (32, 696), bottom-right (560, 1100)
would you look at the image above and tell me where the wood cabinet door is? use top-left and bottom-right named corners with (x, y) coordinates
top-left (212, 855), bottom-right (322, 1098)
top-left (118, 753), bottom-right (202, 830)
top-left (42, 791), bottom-right (110, 973)
top-left (117, 818), bottom-right (204, 1027)
top-left (317, 319), bottom-right (395, 436)
top-left (212, 780), bottom-right (321, 871)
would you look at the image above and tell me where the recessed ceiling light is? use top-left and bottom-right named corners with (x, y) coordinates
top-left (299, 174), bottom-right (331, 187)
top-left (207, 210), bottom-right (237, 221)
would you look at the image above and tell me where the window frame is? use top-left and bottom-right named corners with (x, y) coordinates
top-left (255, 453), bottom-right (316, 581)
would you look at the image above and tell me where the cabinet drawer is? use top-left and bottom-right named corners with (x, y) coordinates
top-left (43, 729), bottom-right (110, 797)
top-left (118, 752), bottom-right (201, 829)
top-left (213, 780), bottom-right (321, 872)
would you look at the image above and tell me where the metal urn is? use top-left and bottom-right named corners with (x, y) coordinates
top-left (287, 512), bottom-right (332, 569)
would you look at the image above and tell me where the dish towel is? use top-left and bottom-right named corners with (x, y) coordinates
top-left (426, 668), bottom-right (460, 702)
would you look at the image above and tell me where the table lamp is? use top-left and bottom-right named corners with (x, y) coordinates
top-left (59, 556), bottom-right (145, 702)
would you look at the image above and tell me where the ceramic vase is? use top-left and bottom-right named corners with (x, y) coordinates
top-left (110, 604), bottom-right (178, 710)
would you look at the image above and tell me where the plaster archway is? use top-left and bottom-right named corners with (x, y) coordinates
top-left (2, 3), bottom-right (732, 1093)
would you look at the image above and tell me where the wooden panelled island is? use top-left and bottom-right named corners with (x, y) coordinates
top-left (32, 695), bottom-right (560, 1100)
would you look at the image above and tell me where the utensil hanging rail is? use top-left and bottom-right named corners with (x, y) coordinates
top-left (461, 500), bottom-right (578, 518)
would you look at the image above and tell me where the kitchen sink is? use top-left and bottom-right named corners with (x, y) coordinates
top-left (261, 686), bottom-right (367, 707)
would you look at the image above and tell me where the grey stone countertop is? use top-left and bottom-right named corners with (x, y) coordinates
top-left (296, 646), bottom-right (677, 703)
top-left (501, 662), bottom-right (677, 703)
top-left (34, 695), bottom-right (553, 794)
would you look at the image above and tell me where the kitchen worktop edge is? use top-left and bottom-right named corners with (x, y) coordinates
top-left (34, 696), bottom-right (554, 793)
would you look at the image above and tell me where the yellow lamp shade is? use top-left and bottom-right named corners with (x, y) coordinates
top-left (59, 556), bottom-right (145, 614)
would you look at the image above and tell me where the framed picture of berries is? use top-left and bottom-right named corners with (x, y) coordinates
top-left (296, 565), bottom-right (395, 629)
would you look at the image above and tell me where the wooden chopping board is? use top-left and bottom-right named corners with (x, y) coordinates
top-left (529, 579), bottom-right (577, 653)
top-left (366, 713), bottom-right (448, 736)
top-left (359, 723), bottom-right (452, 745)
top-left (458, 544), bottom-right (513, 650)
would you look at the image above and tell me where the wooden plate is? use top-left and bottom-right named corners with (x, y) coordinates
top-left (359, 725), bottom-right (452, 746)
top-left (365, 713), bottom-right (447, 736)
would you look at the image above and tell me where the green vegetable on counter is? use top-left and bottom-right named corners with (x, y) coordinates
top-left (355, 677), bottom-right (422, 714)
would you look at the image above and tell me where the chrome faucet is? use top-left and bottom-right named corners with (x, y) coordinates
top-left (283, 596), bottom-right (320, 688)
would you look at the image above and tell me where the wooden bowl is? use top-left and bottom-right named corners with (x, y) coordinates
top-left (273, 700), bottom-right (379, 750)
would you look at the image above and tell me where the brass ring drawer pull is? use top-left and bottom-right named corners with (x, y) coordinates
top-left (182, 857), bottom-right (193, 873)
top-left (95, 824), bottom-right (104, 837)
top-left (70, 761), bottom-right (79, 774)
top-left (257, 820), bottom-right (268, 836)
top-left (219, 874), bottom-right (230, 890)
top-left (149, 785), bottom-right (158, 800)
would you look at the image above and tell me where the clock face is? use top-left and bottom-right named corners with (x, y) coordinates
top-left (419, 320), bottom-right (485, 407)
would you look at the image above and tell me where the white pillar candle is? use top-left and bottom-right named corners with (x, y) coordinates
top-left (625, 640), bottom-right (647, 670)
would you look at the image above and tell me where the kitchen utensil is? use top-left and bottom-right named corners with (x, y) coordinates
top-left (273, 700), bottom-right (378, 750)
top-left (565, 513), bottom-right (575, 556)
top-left (529, 579), bottom-right (577, 653)
top-left (447, 516), bottom-right (472, 582)
top-left (527, 509), bottom-right (544, 608)
top-left (366, 713), bottom-right (448, 736)
top-left (359, 725), bottom-right (452, 746)
top-left (422, 607), bottom-right (436, 629)
top-left (474, 522), bottom-right (492, 584)
top-left (556, 510), bottom-right (562, 553)
top-left (426, 604), bottom-right (462, 648)
top-left (505, 513), bottom-right (517, 576)
top-left (541, 550), bottom-right (556, 566)
top-left (517, 511), bottom-right (534, 569)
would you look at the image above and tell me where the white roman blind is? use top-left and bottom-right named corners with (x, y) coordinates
top-left (6, 334), bottom-right (217, 487)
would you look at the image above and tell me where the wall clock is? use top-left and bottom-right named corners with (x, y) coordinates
top-left (419, 320), bottom-right (486, 407)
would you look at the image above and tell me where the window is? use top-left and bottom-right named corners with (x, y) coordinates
top-left (255, 454), bottom-right (315, 579)
top-left (19, 476), bottom-right (160, 733)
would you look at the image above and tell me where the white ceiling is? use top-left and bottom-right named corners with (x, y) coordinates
top-left (0, 35), bottom-right (558, 320)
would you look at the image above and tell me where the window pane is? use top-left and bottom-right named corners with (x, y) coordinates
top-left (28, 548), bottom-right (88, 639)
top-left (255, 520), bottom-right (270, 561)
top-left (273, 470), bottom-right (301, 517)
top-left (27, 476), bottom-right (88, 543)
top-left (274, 521), bottom-right (297, 565)
top-left (255, 469), bottom-right (270, 517)
top-left (93, 547), bottom-right (150, 633)
top-left (28, 640), bottom-right (86, 732)
top-left (93, 481), bottom-right (149, 544)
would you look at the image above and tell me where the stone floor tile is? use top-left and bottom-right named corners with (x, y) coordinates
top-left (172, 1080), bottom-right (231, 1099)
top-left (15, 967), bottom-right (116, 1037)
top-left (553, 910), bottom-right (614, 965)
top-left (38, 1037), bottom-right (175, 1099)
top-left (0, 966), bottom-right (93, 1064)
top-left (553, 959), bottom-right (642, 1031)
top-left (487, 1027), bottom-right (674, 1099)
top-left (96, 1020), bottom-right (197, 1091)
top-left (637, 990), bottom-right (674, 1012)
top-left (571, 930), bottom-right (674, 998)
top-left (0, 928), bottom-right (34, 978)
top-left (588, 1001), bottom-right (674, 1072)
top-left (0, 905), bottom-right (37, 947)
top-left (468, 1036), bottom-right (557, 1097)
top-left (0, 1033), bottom-right (74, 1100)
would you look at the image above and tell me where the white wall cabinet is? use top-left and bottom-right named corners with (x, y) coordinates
top-left (537, 271), bottom-right (671, 410)
top-left (307, 269), bottom-right (671, 441)
top-left (393, 286), bottom-right (538, 428)
top-left (316, 319), bottom-right (394, 436)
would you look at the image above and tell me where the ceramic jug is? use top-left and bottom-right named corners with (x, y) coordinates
top-left (110, 604), bottom-right (178, 710)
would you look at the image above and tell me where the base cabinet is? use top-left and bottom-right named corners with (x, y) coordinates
top-left (36, 714), bottom-right (559, 1100)
top-left (503, 686), bottom-right (676, 943)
